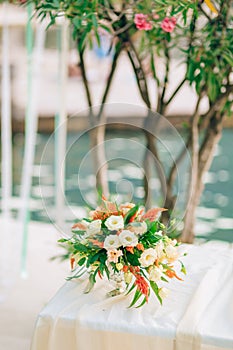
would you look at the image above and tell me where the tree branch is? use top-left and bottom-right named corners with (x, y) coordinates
top-left (79, 48), bottom-right (95, 125)
top-left (126, 38), bottom-right (151, 109)
top-left (158, 40), bottom-right (170, 114)
top-left (97, 41), bottom-right (123, 122)
top-left (164, 77), bottom-right (186, 106)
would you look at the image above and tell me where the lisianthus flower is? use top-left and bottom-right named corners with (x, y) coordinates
top-left (128, 221), bottom-right (147, 235)
top-left (134, 13), bottom-right (153, 31)
top-left (104, 234), bottom-right (121, 249)
top-left (105, 215), bottom-right (124, 231)
top-left (155, 240), bottom-right (165, 260)
top-left (149, 266), bottom-right (163, 282)
top-left (107, 249), bottom-right (123, 263)
top-left (165, 244), bottom-right (179, 261)
top-left (139, 248), bottom-right (157, 267)
top-left (159, 287), bottom-right (170, 299)
top-left (119, 230), bottom-right (138, 247)
top-left (86, 219), bottom-right (102, 236)
top-left (161, 17), bottom-right (177, 33)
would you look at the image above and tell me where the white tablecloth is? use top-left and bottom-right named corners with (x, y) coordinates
top-left (31, 242), bottom-right (233, 350)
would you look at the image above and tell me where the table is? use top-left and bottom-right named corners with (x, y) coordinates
top-left (31, 242), bottom-right (233, 350)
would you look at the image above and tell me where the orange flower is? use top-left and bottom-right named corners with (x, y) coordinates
top-left (136, 243), bottom-right (144, 251)
top-left (70, 256), bottom-right (75, 270)
top-left (126, 246), bottom-right (134, 254)
top-left (123, 265), bottom-right (129, 273)
top-left (165, 269), bottom-right (183, 281)
top-left (129, 266), bottom-right (140, 273)
top-left (135, 275), bottom-right (149, 301)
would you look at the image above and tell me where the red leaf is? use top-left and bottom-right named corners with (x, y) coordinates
top-left (142, 208), bottom-right (167, 222)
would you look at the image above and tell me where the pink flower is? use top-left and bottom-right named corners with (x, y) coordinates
top-left (161, 17), bottom-right (177, 33)
top-left (134, 14), bottom-right (153, 31)
top-left (107, 249), bottom-right (123, 263)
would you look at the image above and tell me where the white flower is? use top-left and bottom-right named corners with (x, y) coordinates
top-left (156, 230), bottom-right (163, 236)
top-left (105, 215), bottom-right (124, 231)
top-left (165, 244), bottom-right (179, 261)
top-left (159, 287), bottom-right (170, 300)
top-left (139, 248), bottom-right (157, 267)
top-left (107, 249), bottom-right (123, 263)
top-left (128, 221), bottom-right (147, 235)
top-left (86, 219), bottom-right (102, 236)
top-left (171, 239), bottom-right (177, 246)
top-left (119, 230), bottom-right (138, 247)
top-left (155, 240), bottom-right (165, 259)
top-left (149, 266), bottom-right (163, 282)
top-left (104, 235), bottom-right (121, 249)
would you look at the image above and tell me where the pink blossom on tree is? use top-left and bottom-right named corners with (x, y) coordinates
top-left (161, 17), bottom-right (177, 33)
top-left (134, 14), bottom-right (153, 31)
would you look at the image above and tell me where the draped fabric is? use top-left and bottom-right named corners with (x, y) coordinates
top-left (31, 242), bottom-right (233, 350)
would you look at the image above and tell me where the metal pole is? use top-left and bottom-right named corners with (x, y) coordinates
top-left (54, 20), bottom-right (68, 231)
top-left (19, 7), bottom-right (46, 277)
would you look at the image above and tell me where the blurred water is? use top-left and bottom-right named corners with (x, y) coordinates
top-left (1, 128), bottom-right (232, 242)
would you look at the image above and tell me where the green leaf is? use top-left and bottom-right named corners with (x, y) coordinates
top-left (161, 276), bottom-right (169, 283)
top-left (84, 273), bottom-right (95, 293)
top-left (92, 13), bottom-right (98, 28)
top-left (179, 260), bottom-right (187, 275)
top-left (103, 264), bottom-right (110, 279)
top-left (222, 52), bottom-right (233, 66)
top-left (207, 72), bottom-right (218, 102)
top-left (126, 251), bottom-right (140, 266)
top-left (71, 229), bottom-right (86, 235)
top-left (124, 204), bottom-right (139, 225)
top-left (66, 266), bottom-right (86, 280)
top-left (128, 289), bottom-right (142, 308)
top-left (78, 257), bottom-right (86, 266)
top-left (150, 281), bottom-right (162, 305)
top-left (149, 221), bottom-right (158, 233)
top-left (57, 238), bottom-right (68, 243)
top-left (73, 243), bottom-right (90, 253)
top-left (136, 296), bottom-right (147, 308)
top-left (126, 283), bottom-right (136, 296)
top-left (99, 23), bottom-right (111, 34)
top-left (72, 17), bottom-right (81, 29)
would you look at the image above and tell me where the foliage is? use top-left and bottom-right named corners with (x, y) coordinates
top-left (59, 197), bottom-right (186, 307)
top-left (4, 0), bottom-right (233, 242)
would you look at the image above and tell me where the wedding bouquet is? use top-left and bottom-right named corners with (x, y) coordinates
top-left (59, 197), bottom-right (186, 308)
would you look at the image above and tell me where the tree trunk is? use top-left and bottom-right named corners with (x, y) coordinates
top-left (89, 124), bottom-right (109, 197)
top-left (181, 113), bottom-right (224, 242)
top-left (79, 42), bottom-right (123, 200)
